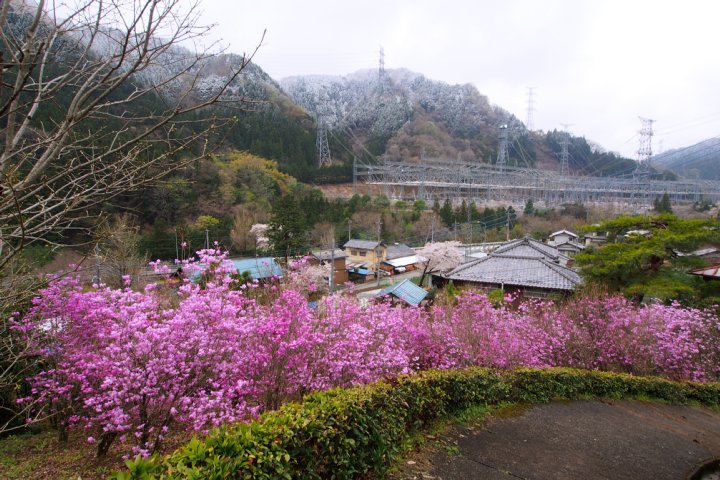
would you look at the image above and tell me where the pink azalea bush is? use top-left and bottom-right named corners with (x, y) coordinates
top-left (15, 250), bottom-right (720, 457)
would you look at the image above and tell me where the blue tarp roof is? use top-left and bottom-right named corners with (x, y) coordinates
top-left (231, 257), bottom-right (283, 279)
top-left (356, 268), bottom-right (372, 275)
top-left (190, 257), bottom-right (283, 282)
top-left (377, 279), bottom-right (428, 306)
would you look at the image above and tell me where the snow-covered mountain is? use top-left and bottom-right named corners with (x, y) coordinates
top-left (653, 137), bottom-right (720, 180)
top-left (281, 69), bottom-right (524, 163)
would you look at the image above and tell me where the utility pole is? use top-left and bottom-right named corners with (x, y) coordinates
top-left (329, 239), bottom-right (335, 293)
top-left (453, 221), bottom-right (458, 241)
top-left (506, 211), bottom-right (510, 241)
top-left (205, 229), bottom-right (210, 250)
top-left (174, 229), bottom-right (179, 260)
top-left (375, 219), bottom-right (383, 286)
top-left (352, 157), bottom-right (357, 194)
top-left (431, 216), bottom-right (435, 243)
top-left (347, 219), bottom-right (352, 242)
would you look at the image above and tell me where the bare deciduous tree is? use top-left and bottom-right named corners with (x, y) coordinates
top-left (0, 0), bottom-right (261, 434)
top-left (95, 214), bottom-right (147, 288)
top-left (0, 0), bottom-right (262, 269)
top-left (416, 240), bottom-right (463, 286)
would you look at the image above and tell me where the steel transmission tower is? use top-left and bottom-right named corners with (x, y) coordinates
top-left (496, 124), bottom-right (509, 167)
top-left (378, 46), bottom-right (386, 93)
top-left (559, 123), bottom-right (572, 176)
top-left (316, 117), bottom-right (331, 167)
top-left (634, 117), bottom-right (654, 179)
top-left (526, 87), bottom-right (536, 131)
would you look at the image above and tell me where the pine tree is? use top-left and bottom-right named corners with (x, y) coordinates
top-left (432, 199), bottom-right (441, 214)
top-left (456, 200), bottom-right (468, 223)
top-left (439, 199), bottom-right (455, 227)
top-left (524, 199), bottom-right (535, 215)
top-left (656, 192), bottom-right (673, 214)
top-left (268, 194), bottom-right (309, 260)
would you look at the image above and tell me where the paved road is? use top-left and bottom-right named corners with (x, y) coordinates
top-left (395, 400), bottom-right (720, 480)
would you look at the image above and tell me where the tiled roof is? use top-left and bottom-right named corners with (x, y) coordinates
top-left (553, 240), bottom-right (585, 251)
top-left (493, 236), bottom-right (561, 260)
top-left (377, 279), bottom-right (428, 305)
top-left (344, 239), bottom-right (383, 250)
top-left (385, 243), bottom-right (416, 260)
top-left (549, 229), bottom-right (579, 238)
top-left (446, 254), bottom-right (582, 291)
top-left (311, 249), bottom-right (346, 261)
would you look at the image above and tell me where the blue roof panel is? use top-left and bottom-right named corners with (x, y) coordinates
top-left (231, 257), bottom-right (283, 279)
top-left (378, 279), bottom-right (427, 306)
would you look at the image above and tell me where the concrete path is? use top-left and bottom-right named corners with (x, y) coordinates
top-left (395, 400), bottom-right (720, 480)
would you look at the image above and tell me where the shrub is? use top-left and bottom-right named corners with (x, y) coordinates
top-left (114, 367), bottom-right (720, 479)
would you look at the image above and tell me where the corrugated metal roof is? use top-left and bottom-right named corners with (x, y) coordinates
top-left (231, 257), bottom-right (283, 279)
top-left (447, 254), bottom-right (582, 291)
top-left (384, 255), bottom-right (424, 268)
top-left (377, 279), bottom-right (428, 305)
top-left (346, 261), bottom-right (368, 269)
top-left (385, 243), bottom-right (416, 260)
top-left (344, 239), bottom-right (383, 250)
top-left (689, 264), bottom-right (720, 278)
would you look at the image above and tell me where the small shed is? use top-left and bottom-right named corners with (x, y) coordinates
top-left (376, 279), bottom-right (428, 306)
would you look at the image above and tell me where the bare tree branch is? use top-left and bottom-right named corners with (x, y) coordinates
top-left (0, 0), bottom-right (264, 433)
top-left (0, 0), bottom-right (262, 268)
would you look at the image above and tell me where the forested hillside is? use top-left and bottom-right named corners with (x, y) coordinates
top-left (281, 69), bottom-right (643, 176)
top-left (653, 137), bottom-right (720, 179)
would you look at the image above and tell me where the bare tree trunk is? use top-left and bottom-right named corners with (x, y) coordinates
top-left (96, 431), bottom-right (118, 458)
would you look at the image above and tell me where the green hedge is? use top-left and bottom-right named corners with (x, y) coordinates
top-left (113, 368), bottom-right (720, 479)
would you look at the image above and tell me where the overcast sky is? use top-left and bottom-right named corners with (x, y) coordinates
top-left (199, 0), bottom-right (720, 159)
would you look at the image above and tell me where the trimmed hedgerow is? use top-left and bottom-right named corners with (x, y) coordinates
top-left (113, 367), bottom-right (720, 479)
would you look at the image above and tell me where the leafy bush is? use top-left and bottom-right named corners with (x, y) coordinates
top-left (114, 367), bottom-right (719, 479)
top-left (16, 251), bottom-right (720, 457)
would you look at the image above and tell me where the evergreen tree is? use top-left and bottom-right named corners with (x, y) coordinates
top-left (432, 199), bottom-right (441, 214)
top-left (469, 202), bottom-right (480, 221)
top-left (456, 200), bottom-right (469, 223)
top-left (439, 199), bottom-right (455, 227)
top-left (655, 192), bottom-right (673, 214)
top-left (524, 199), bottom-right (535, 215)
top-left (575, 214), bottom-right (720, 304)
top-left (268, 194), bottom-right (309, 260)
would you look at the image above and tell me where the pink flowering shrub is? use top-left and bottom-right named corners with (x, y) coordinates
top-left (16, 250), bottom-right (720, 457)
